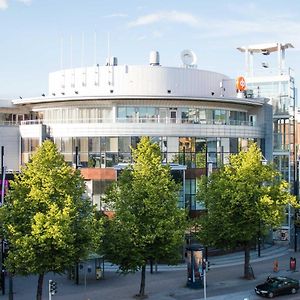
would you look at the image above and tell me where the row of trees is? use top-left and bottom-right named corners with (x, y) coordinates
top-left (0, 138), bottom-right (186, 299)
top-left (0, 139), bottom-right (297, 299)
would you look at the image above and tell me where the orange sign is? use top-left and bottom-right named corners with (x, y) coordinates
top-left (236, 76), bottom-right (246, 91)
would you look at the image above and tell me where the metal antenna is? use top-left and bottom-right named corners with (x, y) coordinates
top-left (107, 32), bottom-right (111, 63)
top-left (81, 32), bottom-right (85, 67)
top-left (93, 31), bottom-right (97, 65)
top-left (70, 34), bottom-right (73, 68)
top-left (60, 36), bottom-right (63, 69)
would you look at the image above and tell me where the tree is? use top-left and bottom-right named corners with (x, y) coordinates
top-left (197, 143), bottom-right (298, 279)
top-left (102, 137), bottom-right (186, 298)
top-left (0, 140), bottom-right (94, 300)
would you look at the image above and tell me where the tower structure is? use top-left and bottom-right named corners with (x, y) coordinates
top-left (238, 42), bottom-right (297, 242)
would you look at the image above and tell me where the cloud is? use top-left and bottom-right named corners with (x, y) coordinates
top-left (0, 0), bottom-right (32, 10)
top-left (0, 0), bottom-right (8, 10)
top-left (152, 30), bottom-right (163, 39)
top-left (128, 10), bottom-right (199, 28)
top-left (103, 13), bottom-right (128, 18)
top-left (190, 13), bottom-right (300, 48)
top-left (18, 0), bottom-right (32, 5)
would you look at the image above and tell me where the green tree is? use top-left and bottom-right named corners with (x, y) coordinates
top-left (102, 137), bottom-right (186, 298)
top-left (0, 140), bottom-right (94, 300)
top-left (197, 143), bottom-right (297, 279)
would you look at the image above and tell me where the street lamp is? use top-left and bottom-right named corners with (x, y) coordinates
top-left (258, 157), bottom-right (268, 257)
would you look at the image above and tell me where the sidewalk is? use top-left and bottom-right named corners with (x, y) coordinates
top-left (0, 244), bottom-right (295, 300)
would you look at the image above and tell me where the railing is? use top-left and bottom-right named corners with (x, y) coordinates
top-left (0, 121), bottom-right (21, 126)
top-left (20, 117), bottom-right (255, 127)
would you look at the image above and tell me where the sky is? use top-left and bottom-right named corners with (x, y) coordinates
top-left (0, 0), bottom-right (300, 98)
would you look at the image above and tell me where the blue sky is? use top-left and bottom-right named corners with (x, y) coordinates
top-left (0, 0), bottom-right (300, 98)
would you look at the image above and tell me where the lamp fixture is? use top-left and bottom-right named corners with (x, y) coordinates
top-left (261, 49), bottom-right (270, 55)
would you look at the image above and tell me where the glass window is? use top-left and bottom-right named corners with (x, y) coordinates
top-left (131, 136), bottom-right (141, 149)
top-left (139, 107), bottom-right (147, 122)
top-left (126, 107), bottom-right (136, 119)
top-left (181, 108), bottom-right (189, 123)
top-left (159, 108), bottom-right (167, 123)
top-left (106, 137), bottom-right (118, 152)
top-left (21, 138), bottom-right (29, 153)
top-left (61, 138), bottom-right (73, 153)
top-left (199, 109), bottom-right (206, 123)
top-left (118, 137), bottom-right (131, 153)
top-left (89, 137), bottom-right (100, 153)
top-left (206, 110), bottom-right (213, 123)
top-left (188, 108), bottom-right (198, 124)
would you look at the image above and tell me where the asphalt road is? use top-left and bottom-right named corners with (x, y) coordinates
top-left (1, 246), bottom-right (299, 300)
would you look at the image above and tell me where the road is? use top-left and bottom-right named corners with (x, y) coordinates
top-left (1, 245), bottom-right (299, 299)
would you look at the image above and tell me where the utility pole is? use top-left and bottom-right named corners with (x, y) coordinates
top-left (1, 146), bottom-right (5, 295)
top-left (75, 146), bottom-right (79, 285)
top-left (203, 259), bottom-right (207, 300)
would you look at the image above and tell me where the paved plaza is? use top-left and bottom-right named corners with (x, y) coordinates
top-left (1, 245), bottom-right (299, 300)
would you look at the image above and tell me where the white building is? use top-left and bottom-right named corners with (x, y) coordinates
top-left (1, 50), bottom-right (272, 213)
top-left (238, 42), bottom-right (297, 243)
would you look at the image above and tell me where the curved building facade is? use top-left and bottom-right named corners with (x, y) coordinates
top-left (8, 52), bottom-right (272, 212)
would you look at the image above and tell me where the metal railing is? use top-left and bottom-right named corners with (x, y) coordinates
top-left (20, 117), bottom-right (255, 127)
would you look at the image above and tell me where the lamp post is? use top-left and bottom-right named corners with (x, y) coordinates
top-left (75, 146), bottom-right (79, 285)
top-left (1, 146), bottom-right (5, 295)
top-left (204, 145), bottom-right (213, 261)
top-left (258, 157), bottom-right (267, 257)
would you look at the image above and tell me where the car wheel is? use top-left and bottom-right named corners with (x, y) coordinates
top-left (268, 292), bottom-right (274, 298)
top-left (291, 288), bottom-right (297, 294)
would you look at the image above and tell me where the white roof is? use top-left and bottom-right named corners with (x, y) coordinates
top-left (0, 99), bottom-right (14, 108)
top-left (237, 42), bottom-right (294, 53)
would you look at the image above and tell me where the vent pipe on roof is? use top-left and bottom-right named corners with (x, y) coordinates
top-left (149, 51), bottom-right (160, 66)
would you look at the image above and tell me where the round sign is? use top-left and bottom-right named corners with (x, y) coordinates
top-left (236, 76), bottom-right (246, 91)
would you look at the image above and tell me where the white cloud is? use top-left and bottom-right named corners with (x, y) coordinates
top-left (18, 0), bottom-right (32, 4)
top-left (190, 13), bottom-right (300, 48)
top-left (152, 31), bottom-right (163, 39)
top-left (128, 10), bottom-right (199, 28)
top-left (0, 0), bottom-right (32, 9)
top-left (0, 0), bottom-right (8, 10)
top-left (103, 13), bottom-right (128, 18)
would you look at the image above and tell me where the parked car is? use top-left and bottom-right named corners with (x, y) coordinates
top-left (255, 276), bottom-right (299, 298)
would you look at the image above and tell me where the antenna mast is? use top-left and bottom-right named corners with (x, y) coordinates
top-left (60, 36), bottom-right (63, 69)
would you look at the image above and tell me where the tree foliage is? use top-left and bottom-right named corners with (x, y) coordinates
top-left (102, 137), bottom-right (186, 297)
top-left (0, 140), bottom-right (94, 299)
top-left (197, 143), bottom-right (297, 279)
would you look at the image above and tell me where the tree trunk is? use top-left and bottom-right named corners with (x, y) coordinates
top-left (36, 273), bottom-right (44, 300)
top-left (138, 265), bottom-right (146, 297)
top-left (244, 243), bottom-right (254, 279)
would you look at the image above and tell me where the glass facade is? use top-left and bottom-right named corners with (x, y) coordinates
top-left (117, 106), bottom-right (250, 125)
top-left (248, 78), bottom-right (296, 183)
top-left (21, 135), bottom-right (262, 211)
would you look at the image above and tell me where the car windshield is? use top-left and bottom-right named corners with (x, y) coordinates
top-left (266, 278), bottom-right (280, 286)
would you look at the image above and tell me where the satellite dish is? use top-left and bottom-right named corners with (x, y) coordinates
top-left (181, 49), bottom-right (197, 66)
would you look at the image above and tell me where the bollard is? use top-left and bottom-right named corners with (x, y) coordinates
top-left (273, 259), bottom-right (279, 272)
